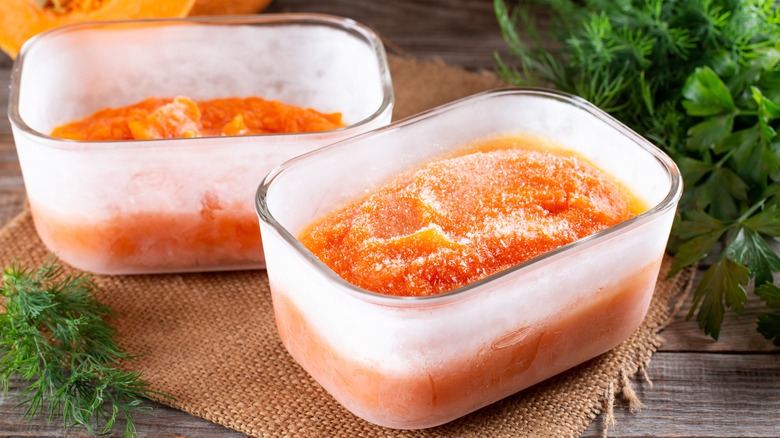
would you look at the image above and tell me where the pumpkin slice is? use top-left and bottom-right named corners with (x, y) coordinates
top-left (0, 0), bottom-right (197, 59)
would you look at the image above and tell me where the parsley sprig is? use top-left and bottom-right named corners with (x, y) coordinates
top-left (495, 0), bottom-right (780, 344)
top-left (0, 259), bottom-right (162, 436)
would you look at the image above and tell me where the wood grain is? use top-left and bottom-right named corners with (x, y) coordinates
top-left (661, 277), bottom-right (780, 353)
top-left (1, 377), bottom-right (244, 437)
top-left (583, 352), bottom-right (780, 438)
top-left (3, 352), bottom-right (778, 437)
top-left (265, 0), bottom-right (514, 71)
top-left (0, 70), bottom-right (10, 134)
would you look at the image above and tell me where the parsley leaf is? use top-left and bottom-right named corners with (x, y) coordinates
top-left (757, 313), bottom-right (780, 347)
top-left (726, 227), bottom-right (780, 286)
top-left (496, 0), bottom-right (780, 344)
top-left (756, 283), bottom-right (780, 346)
top-left (743, 204), bottom-right (780, 237)
top-left (671, 209), bottom-right (728, 273)
top-left (682, 67), bottom-right (736, 116)
top-left (756, 282), bottom-right (780, 308)
top-left (688, 255), bottom-right (750, 339)
top-left (686, 114), bottom-right (734, 152)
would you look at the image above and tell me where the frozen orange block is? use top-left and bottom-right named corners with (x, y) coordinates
top-left (299, 141), bottom-right (645, 297)
top-left (257, 90), bottom-right (681, 429)
top-left (272, 259), bottom-right (660, 428)
top-left (51, 96), bottom-right (346, 141)
top-left (30, 194), bottom-right (262, 274)
top-left (40, 96), bottom-right (344, 274)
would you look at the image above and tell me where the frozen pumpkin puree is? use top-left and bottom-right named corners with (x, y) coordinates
top-left (39, 96), bottom-right (345, 272)
top-left (278, 136), bottom-right (658, 428)
top-left (299, 137), bottom-right (644, 296)
top-left (51, 95), bottom-right (346, 140)
top-left (272, 261), bottom-right (660, 428)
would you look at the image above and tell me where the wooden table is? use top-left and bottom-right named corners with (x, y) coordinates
top-left (1, 1), bottom-right (778, 436)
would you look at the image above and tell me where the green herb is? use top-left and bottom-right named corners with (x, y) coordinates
top-left (0, 259), bottom-right (163, 437)
top-left (495, 0), bottom-right (780, 342)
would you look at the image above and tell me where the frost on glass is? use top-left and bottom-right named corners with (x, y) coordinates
top-left (257, 89), bottom-right (680, 429)
top-left (10, 15), bottom-right (393, 274)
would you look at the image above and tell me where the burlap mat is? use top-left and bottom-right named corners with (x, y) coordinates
top-left (0, 55), bottom-right (696, 437)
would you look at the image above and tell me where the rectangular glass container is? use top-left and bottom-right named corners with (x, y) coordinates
top-left (9, 14), bottom-right (393, 274)
top-left (256, 89), bottom-right (681, 429)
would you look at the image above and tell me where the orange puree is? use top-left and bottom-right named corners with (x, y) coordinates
top-left (39, 96), bottom-right (345, 273)
top-left (299, 137), bottom-right (644, 296)
top-left (50, 95), bottom-right (346, 140)
top-left (30, 194), bottom-right (261, 273)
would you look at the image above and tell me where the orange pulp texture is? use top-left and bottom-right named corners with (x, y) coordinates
top-left (51, 95), bottom-right (346, 140)
top-left (298, 137), bottom-right (645, 297)
top-left (43, 96), bottom-right (345, 272)
top-left (31, 194), bottom-right (262, 273)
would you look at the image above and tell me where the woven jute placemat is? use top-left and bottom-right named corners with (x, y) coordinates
top-left (0, 55), bottom-right (696, 437)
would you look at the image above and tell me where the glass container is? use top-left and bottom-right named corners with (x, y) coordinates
top-left (256, 89), bottom-right (681, 429)
top-left (9, 14), bottom-right (393, 274)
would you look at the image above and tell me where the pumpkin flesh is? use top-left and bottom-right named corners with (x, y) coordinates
top-left (0, 0), bottom-right (196, 58)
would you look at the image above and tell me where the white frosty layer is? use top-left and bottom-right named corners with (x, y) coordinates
top-left (11, 17), bottom-right (393, 273)
top-left (261, 91), bottom-right (679, 375)
top-left (264, 216), bottom-right (668, 374)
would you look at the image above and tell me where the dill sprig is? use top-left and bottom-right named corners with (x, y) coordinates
top-left (495, 0), bottom-right (780, 344)
top-left (0, 259), bottom-right (163, 436)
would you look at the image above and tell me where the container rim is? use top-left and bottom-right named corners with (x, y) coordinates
top-left (7, 13), bottom-right (394, 150)
top-left (256, 87), bottom-right (683, 307)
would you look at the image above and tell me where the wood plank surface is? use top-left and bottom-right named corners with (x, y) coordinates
top-left (265, 0), bottom-right (514, 71)
top-left (0, 0), bottom-right (779, 437)
top-left (661, 280), bottom-right (780, 353)
top-left (582, 352), bottom-right (780, 438)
